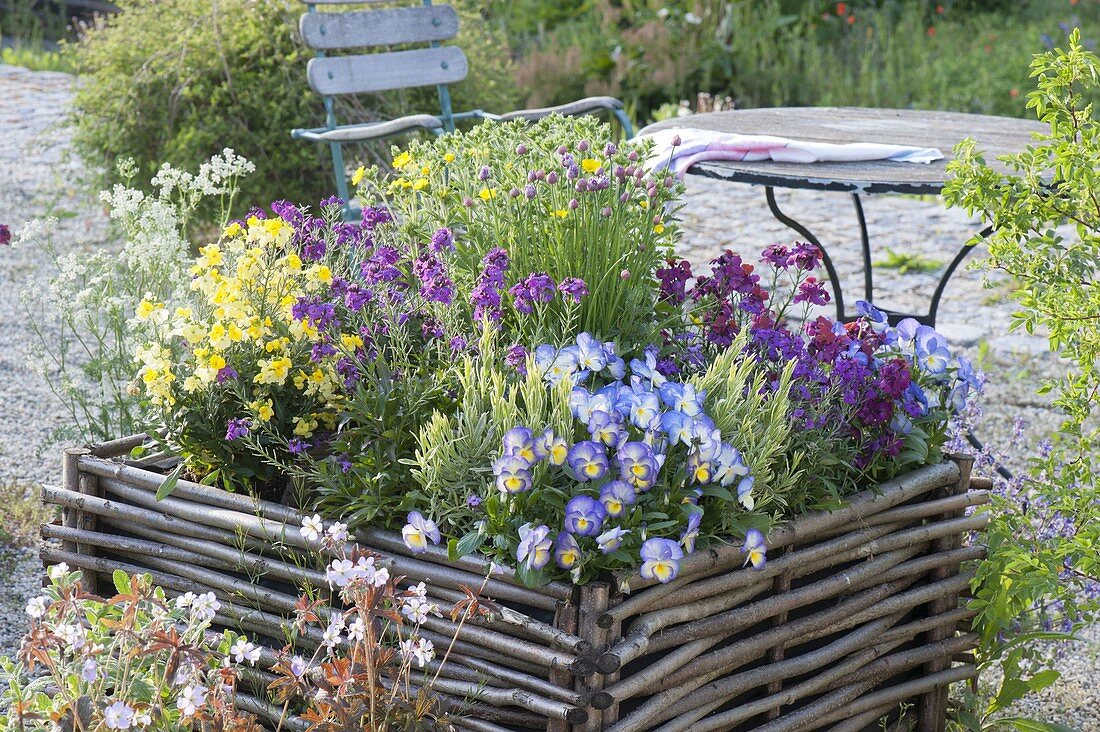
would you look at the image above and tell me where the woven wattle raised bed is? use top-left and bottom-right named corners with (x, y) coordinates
top-left (41, 435), bottom-right (989, 732)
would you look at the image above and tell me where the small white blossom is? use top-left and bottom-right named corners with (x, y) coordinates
top-left (327, 521), bottom-right (349, 544)
top-left (47, 562), bottom-right (69, 581)
top-left (189, 592), bottom-right (220, 622)
top-left (326, 558), bottom-right (357, 588)
top-left (103, 700), bottom-right (135, 729)
top-left (176, 684), bottom-right (207, 717)
top-left (322, 622), bottom-right (342, 649)
top-left (55, 623), bottom-right (86, 652)
top-left (175, 592), bottom-right (196, 609)
top-left (370, 566), bottom-right (390, 588)
top-left (408, 582), bottom-right (428, 600)
top-left (80, 659), bottom-right (98, 682)
top-left (229, 638), bottom-right (261, 666)
top-left (289, 656), bottom-right (308, 677)
top-left (347, 617), bottom-right (367, 643)
top-left (301, 514), bottom-right (324, 543)
top-left (25, 596), bottom-right (49, 619)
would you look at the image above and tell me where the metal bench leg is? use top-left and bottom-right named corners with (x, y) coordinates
top-left (852, 194), bottom-right (873, 304)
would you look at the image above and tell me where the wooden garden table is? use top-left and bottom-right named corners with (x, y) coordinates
top-left (641, 107), bottom-right (1046, 327)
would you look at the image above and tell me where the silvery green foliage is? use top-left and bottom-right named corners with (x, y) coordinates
top-left (16, 150), bottom-right (253, 443)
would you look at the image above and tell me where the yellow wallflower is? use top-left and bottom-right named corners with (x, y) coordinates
top-left (293, 416), bottom-right (318, 438)
top-left (135, 300), bottom-right (164, 320)
top-left (351, 166), bottom-right (366, 186)
top-left (412, 178), bottom-right (429, 191)
top-left (208, 354), bottom-right (227, 371)
top-left (223, 222), bottom-right (243, 239)
top-left (196, 243), bottom-right (223, 269)
top-left (285, 253), bottom-right (303, 272)
top-left (340, 333), bottom-right (364, 350)
top-left (249, 399), bottom-right (275, 422)
top-left (255, 356), bottom-right (292, 385)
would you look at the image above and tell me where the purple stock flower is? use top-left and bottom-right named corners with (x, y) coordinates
top-left (509, 272), bottom-right (556, 314)
top-left (430, 227), bottom-right (455, 252)
top-left (225, 417), bottom-right (251, 441)
top-left (291, 296), bottom-right (338, 329)
top-left (558, 277), bottom-right (588, 304)
top-left (215, 365), bottom-right (238, 383)
top-left (793, 277), bottom-right (830, 306)
top-left (506, 344), bottom-right (529, 375)
top-left (564, 495), bottom-right (607, 536)
top-left (288, 438), bottom-right (311, 455)
top-left (761, 243), bottom-right (790, 268)
top-left (788, 241), bottom-right (822, 270)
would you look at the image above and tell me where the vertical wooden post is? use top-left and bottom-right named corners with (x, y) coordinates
top-left (574, 582), bottom-right (611, 732)
top-left (765, 558), bottom-right (794, 720)
top-left (59, 447), bottom-right (100, 594)
top-left (916, 455), bottom-right (974, 732)
top-left (548, 596), bottom-right (580, 732)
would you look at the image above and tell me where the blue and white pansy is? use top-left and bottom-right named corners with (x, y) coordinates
top-left (489, 334), bottom-right (761, 583)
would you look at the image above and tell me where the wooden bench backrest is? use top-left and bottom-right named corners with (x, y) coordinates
top-left (299, 2), bottom-right (467, 96)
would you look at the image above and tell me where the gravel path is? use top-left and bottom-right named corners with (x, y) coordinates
top-left (0, 63), bottom-right (1095, 728)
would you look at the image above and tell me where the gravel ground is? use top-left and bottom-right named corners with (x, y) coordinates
top-left (0, 62), bottom-right (1095, 728)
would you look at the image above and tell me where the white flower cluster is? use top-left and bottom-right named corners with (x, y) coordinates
top-left (325, 556), bottom-right (389, 589)
top-left (174, 591), bottom-right (220, 622)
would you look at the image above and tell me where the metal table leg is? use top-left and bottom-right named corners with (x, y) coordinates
top-left (762, 187), bottom-right (993, 328)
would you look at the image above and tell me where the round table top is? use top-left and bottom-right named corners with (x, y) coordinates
top-left (639, 107), bottom-right (1047, 194)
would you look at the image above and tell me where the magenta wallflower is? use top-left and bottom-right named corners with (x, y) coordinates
top-left (506, 344), bottom-right (529, 375)
top-left (558, 277), bottom-right (588, 304)
top-left (0, 223), bottom-right (11, 246)
top-left (793, 277), bottom-right (830, 306)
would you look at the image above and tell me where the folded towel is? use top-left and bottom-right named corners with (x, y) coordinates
top-left (642, 128), bottom-right (943, 177)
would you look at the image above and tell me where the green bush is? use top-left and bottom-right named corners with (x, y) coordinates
top-left (66, 0), bottom-right (519, 219)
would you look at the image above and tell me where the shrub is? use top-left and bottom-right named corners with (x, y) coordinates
top-left (944, 28), bottom-right (1100, 725)
top-left (66, 0), bottom-right (519, 220)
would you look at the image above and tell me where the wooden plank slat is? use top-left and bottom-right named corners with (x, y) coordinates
top-left (306, 46), bottom-right (467, 95)
top-left (299, 5), bottom-right (459, 50)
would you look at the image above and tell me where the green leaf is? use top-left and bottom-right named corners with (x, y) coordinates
top-left (454, 531), bottom-right (486, 559)
top-left (447, 538), bottom-right (460, 562)
top-left (129, 444), bottom-right (147, 459)
top-left (996, 717), bottom-right (1078, 732)
top-left (112, 570), bottom-right (131, 595)
top-left (156, 464), bottom-right (183, 501)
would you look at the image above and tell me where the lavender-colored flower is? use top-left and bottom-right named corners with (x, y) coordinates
top-left (743, 529), bottom-right (767, 569)
top-left (466, 494), bottom-right (482, 508)
top-left (288, 438), bottom-right (310, 454)
top-left (604, 342), bottom-right (626, 379)
top-left (855, 299), bottom-right (890, 335)
top-left (599, 480), bottom-right (636, 518)
top-left (517, 524), bottom-right (553, 571)
top-left (686, 448), bottom-right (712, 485)
top-left (225, 417), bottom-right (251, 441)
top-left (545, 347), bottom-right (581, 385)
top-left (761, 243), bottom-right (791, 268)
top-left (895, 317), bottom-right (920, 344)
top-left (596, 526), bottom-right (630, 554)
top-left (546, 433), bottom-right (570, 466)
top-left (450, 336), bottom-right (468, 353)
top-left (564, 495), bottom-right (607, 536)
top-left (658, 382), bottom-right (704, 416)
top-left (713, 443), bottom-right (750, 487)
top-left (661, 409), bottom-right (694, 447)
top-left (555, 532), bottom-right (582, 570)
top-left (588, 410), bottom-right (626, 449)
top-left (788, 241), bottom-right (822, 270)
top-left (567, 441), bottom-right (609, 482)
top-left (630, 351), bottom-right (667, 387)
top-left (680, 512), bottom-right (702, 554)
top-left (494, 454), bottom-right (534, 494)
top-left (618, 441), bottom-right (660, 491)
top-left (915, 326), bottom-right (951, 374)
top-left (503, 426), bottom-right (542, 463)
top-left (639, 538), bottom-right (684, 583)
top-left (509, 272), bottom-right (557, 314)
top-left (628, 391), bottom-right (662, 431)
top-left (402, 511), bottom-right (441, 553)
top-left (575, 332), bottom-right (607, 373)
top-left (506, 344), bottom-right (529, 375)
top-left (559, 277), bottom-right (588, 303)
top-left (737, 475), bottom-right (756, 510)
top-left (956, 355), bottom-right (981, 391)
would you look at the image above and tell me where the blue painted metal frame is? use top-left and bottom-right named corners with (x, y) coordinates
top-left (295, 0), bottom-right (633, 220)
